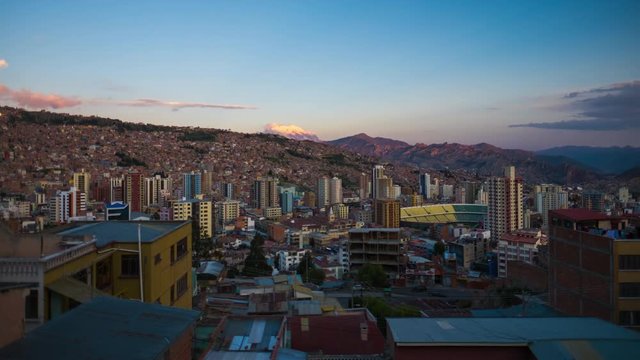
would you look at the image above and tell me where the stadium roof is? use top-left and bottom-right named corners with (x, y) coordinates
top-left (401, 204), bottom-right (487, 225)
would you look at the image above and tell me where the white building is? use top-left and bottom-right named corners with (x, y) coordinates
top-left (497, 229), bottom-right (547, 278)
top-left (277, 249), bottom-right (310, 271)
top-left (535, 184), bottom-right (568, 229)
top-left (488, 166), bottom-right (523, 243)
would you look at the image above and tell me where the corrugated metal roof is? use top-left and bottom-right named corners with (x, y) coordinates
top-left (58, 221), bottom-right (189, 247)
top-left (387, 317), bottom-right (640, 345)
top-left (529, 339), bottom-right (640, 360)
top-left (0, 297), bottom-right (201, 360)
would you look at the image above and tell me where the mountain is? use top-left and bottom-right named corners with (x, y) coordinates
top-left (0, 106), bottom-right (419, 196)
top-left (328, 133), bottom-right (410, 157)
top-left (536, 146), bottom-right (640, 175)
top-left (328, 134), bottom-right (600, 184)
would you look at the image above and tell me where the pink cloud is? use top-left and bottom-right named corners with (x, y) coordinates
top-left (264, 123), bottom-right (321, 142)
top-left (0, 83), bottom-right (257, 111)
top-left (0, 59), bottom-right (8, 69)
top-left (117, 98), bottom-right (257, 110)
top-left (0, 84), bottom-right (81, 109)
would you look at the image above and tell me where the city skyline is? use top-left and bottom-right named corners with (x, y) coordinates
top-left (1, 0), bottom-right (639, 150)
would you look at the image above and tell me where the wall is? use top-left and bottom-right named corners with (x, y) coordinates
top-left (392, 345), bottom-right (535, 360)
top-left (0, 287), bottom-right (27, 347)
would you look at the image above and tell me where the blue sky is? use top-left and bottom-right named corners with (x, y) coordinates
top-left (1, 0), bottom-right (639, 149)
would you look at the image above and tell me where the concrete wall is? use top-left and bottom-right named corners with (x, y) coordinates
top-left (0, 287), bottom-right (27, 347)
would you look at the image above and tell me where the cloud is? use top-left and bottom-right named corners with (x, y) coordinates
top-left (116, 98), bottom-right (257, 110)
top-left (264, 123), bottom-right (321, 142)
top-left (510, 80), bottom-right (640, 131)
top-left (0, 84), bottom-right (81, 109)
top-left (0, 83), bottom-right (257, 111)
top-left (0, 59), bottom-right (7, 69)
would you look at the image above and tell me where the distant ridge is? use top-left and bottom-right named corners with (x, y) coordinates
top-left (536, 146), bottom-right (640, 175)
top-left (328, 133), bottom-right (601, 184)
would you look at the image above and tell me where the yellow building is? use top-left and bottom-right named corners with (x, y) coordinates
top-left (374, 199), bottom-right (400, 228)
top-left (72, 169), bottom-right (91, 197)
top-left (0, 221), bottom-right (194, 324)
top-left (172, 199), bottom-right (213, 238)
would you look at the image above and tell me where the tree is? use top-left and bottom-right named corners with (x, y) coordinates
top-left (433, 241), bottom-right (446, 256)
top-left (191, 218), bottom-right (212, 259)
top-left (241, 236), bottom-right (273, 277)
top-left (297, 253), bottom-right (325, 285)
top-left (357, 263), bottom-right (388, 288)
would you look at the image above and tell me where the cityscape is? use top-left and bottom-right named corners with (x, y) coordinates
top-left (1, 1), bottom-right (640, 360)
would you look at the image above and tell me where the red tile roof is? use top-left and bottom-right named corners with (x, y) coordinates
top-left (289, 313), bottom-right (385, 355)
top-left (550, 208), bottom-right (612, 222)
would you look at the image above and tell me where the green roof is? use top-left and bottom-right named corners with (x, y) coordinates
top-left (0, 297), bottom-right (200, 360)
top-left (58, 221), bottom-right (189, 247)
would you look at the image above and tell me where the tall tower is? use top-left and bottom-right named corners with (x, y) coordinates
top-left (144, 174), bottom-right (172, 209)
top-left (110, 177), bottom-right (124, 202)
top-left (252, 176), bottom-right (279, 209)
top-left (488, 166), bottom-right (523, 242)
top-left (124, 172), bottom-right (143, 212)
top-left (359, 172), bottom-right (371, 200)
top-left (72, 169), bottom-right (91, 199)
top-left (371, 165), bottom-right (385, 199)
top-left (280, 191), bottom-right (294, 214)
top-left (222, 183), bottom-right (234, 200)
top-left (374, 198), bottom-right (401, 228)
top-left (419, 173), bottom-right (430, 199)
top-left (329, 176), bottom-right (342, 205)
top-left (183, 171), bottom-right (202, 200)
top-left (317, 176), bottom-right (330, 208)
top-left (375, 177), bottom-right (393, 200)
top-left (535, 184), bottom-right (568, 229)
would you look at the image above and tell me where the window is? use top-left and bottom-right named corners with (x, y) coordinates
top-left (620, 255), bottom-right (640, 270)
top-left (154, 253), bottom-right (162, 265)
top-left (176, 273), bottom-right (188, 299)
top-left (619, 283), bottom-right (640, 298)
top-left (170, 245), bottom-right (175, 264)
top-left (96, 258), bottom-right (112, 290)
top-left (170, 285), bottom-right (175, 304)
top-left (620, 311), bottom-right (640, 326)
top-left (121, 255), bottom-right (139, 276)
top-left (25, 289), bottom-right (38, 319)
top-left (176, 238), bottom-right (188, 261)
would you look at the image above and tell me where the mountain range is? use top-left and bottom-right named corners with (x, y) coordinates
top-left (328, 133), bottom-right (638, 185)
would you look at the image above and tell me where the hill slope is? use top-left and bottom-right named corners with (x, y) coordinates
top-left (536, 146), bottom-right (640, 175)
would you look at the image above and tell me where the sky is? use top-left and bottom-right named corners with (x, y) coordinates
top-left (1, 0), bottom-right (639, 150)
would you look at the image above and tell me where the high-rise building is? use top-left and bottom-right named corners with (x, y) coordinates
top-left (329, 177), bottom-right (342, 205)
top-left (252, 176), bottom-right (279, 209)
top-left (183, 172), bottom-right (202, 200)
top-left (222, 183), bottom-right (234, 200)
top-left (303, 191), bottom-right (316, 208)
top-left (455, 186), bottom-right (466, 204)
top-left (535, 184), bottom-right (568, 229)
top-left (419, 173), bottom-right (430, 199)
top-left (331, 203), bottom-right (350, 220)
top-left (619, 187), bottom-right (631, 203)
top-left (582, 191), bottom-right (605, 213)
top-left (124, 172), bottom-right (143, 212)
top-left (201, 170), bottom-right (212, 195)
top-left (110, 177), bottom-right (124, 202)
top-left (48, 187), bottom-right (86, 223)
top-left (359, 173), bottom-right (371, 200)
top-left (440, 184), bottom-right (454, 200)
top-left (349, 228), bottom-right (402, 275)
top-left (143, 174), bottom-right (172, 209)
top-left (280, 191), bottom-right (294, 214)
top-left (375, 177), bottom-right (393, 200)
top-left (172, 199), bottom-right (212, 238)
top-left (374, 198), bottom-right (401, 228)
top-left (371, 165), bottom-right (385, 199)
top-left (488, 166), bottom-right (523, 243)
top-left (72, 169), bottom-right (91, 199)
top-left (216, 200), bottom-right (240, 232)
top-left (317, 176), bottom-right (330, 207)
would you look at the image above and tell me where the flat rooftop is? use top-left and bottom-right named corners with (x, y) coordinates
top-left (57, 221), bottom-right (189, 247)
top-left (0, 297), bottom-right (200, 360)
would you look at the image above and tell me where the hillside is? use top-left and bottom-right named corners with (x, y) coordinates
top-left (536, 146), bottom-right (640, 175)
top-left (0, 107), bottom-right (418, 197)
top-left (329, 134), bottom-right (601, 184)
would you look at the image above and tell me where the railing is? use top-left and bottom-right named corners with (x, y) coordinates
top-left (42, 239), bottom-right (97, 271)
top-left (0, 258), bottom-right (43, 282)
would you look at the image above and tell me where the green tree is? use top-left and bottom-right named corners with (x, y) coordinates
top-left (241, 236), bottom-right (273, 277)
top-left (191, 218), bottom-right (212, 259)
top-left (297, 253), bottom-right (325, 285)
top-left (357, 263), bottom-right (389, 288)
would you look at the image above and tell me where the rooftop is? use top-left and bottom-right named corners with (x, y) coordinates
top-left (387, 317), bottom-right (640, 345)
top-left (57, 221), bottom-right (189, 247)
top-left (550, 208), bottom-right (614, 222)
top-left (0, 297), bottom-right (200, 360)
top-left (289, 313), bottom-right (385, 356)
